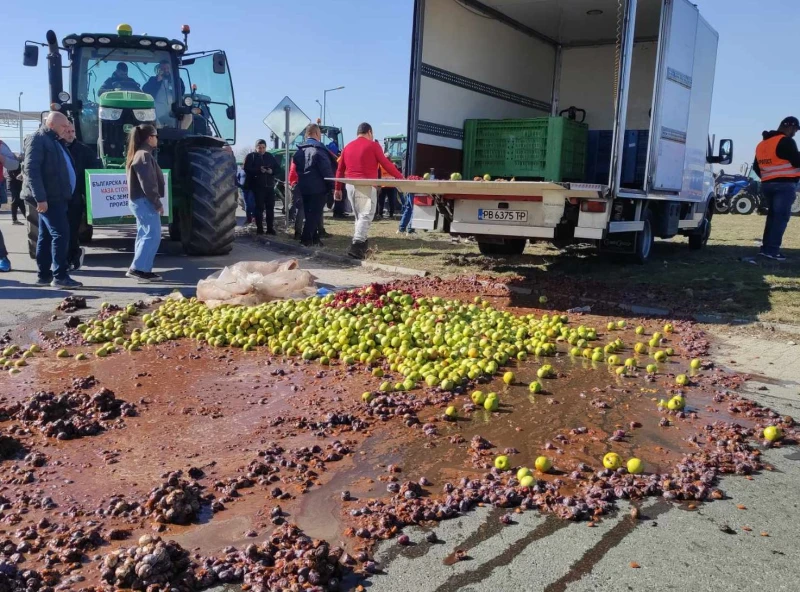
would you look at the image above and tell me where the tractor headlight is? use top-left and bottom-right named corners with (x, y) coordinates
top-left (183, 96), bottom-right (193, 107)
top-left (133, 108), bottom-right (156, 122)
top-left (99, 107), bottom-right (123, 121)
top-left (58, 91), bottom-right (71, 102)
top-left (171, 43), bottom-right (184, 51)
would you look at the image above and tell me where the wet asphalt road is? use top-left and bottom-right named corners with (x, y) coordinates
top-left (2, 211), bottom-right (798, 592)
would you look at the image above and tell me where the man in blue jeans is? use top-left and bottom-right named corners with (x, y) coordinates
top-left (753, 116), bottom-right (800, 261)
top-left (21, 112), bottom-right (82, 288)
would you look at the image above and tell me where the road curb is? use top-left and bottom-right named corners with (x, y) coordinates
top-left (246, 234), bottom-right (429, 278)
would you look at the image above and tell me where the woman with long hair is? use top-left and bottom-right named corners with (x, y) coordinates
top-left (125, 124), bottom-right (164, 281)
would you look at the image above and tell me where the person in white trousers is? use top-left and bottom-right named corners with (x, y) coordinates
top-left (334, 123), bottom-right (403, 259)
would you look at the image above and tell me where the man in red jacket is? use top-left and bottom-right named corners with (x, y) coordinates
top-left (334, 122), bottom-right (403, 259)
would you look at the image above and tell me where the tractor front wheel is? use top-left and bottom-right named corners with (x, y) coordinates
top-left (181, 147), bottom-right (238, 256)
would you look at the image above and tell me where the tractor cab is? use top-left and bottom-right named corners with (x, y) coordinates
top-left (23, 24), bottom-right (239, 257)
top-left (383, 134), bottom-right (407, 169)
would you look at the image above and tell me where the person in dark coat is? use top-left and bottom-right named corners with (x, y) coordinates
top-left (243, 139), bottom-right (282, 235)
top-left (99, 63), bottom-right (141, 95)
top-left (293, 124), bottom-right (335, 247)
top-left (6, 152), bottom-right (25, 225)
top-left (62, 123), bottom-right (101, 270)
top-left (21, 112), bottom-right (82, 288)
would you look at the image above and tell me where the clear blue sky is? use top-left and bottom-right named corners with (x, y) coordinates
top-left (2, 0), bottom-right (797, 172)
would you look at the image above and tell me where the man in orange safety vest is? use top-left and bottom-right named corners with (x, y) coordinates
top-left (753, 116), bottom-right (800, 261)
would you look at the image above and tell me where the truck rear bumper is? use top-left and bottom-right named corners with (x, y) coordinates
top-left (451, 222), bottom-right (555, 239)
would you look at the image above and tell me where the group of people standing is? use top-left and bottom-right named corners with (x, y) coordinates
top-left (0, 113), bottom-right (166, 284)
top-left (237, 122), bottom-right (408, 259)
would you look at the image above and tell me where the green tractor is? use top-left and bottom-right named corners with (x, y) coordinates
top-left (22, 23), bottom-right (238, 257)
top-left (383, 134), bottom-right (407, 170)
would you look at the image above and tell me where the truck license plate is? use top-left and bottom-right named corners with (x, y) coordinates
top-left (478, 209), bottom-right (527, 222)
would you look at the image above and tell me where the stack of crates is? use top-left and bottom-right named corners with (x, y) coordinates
top-left (462, 117), bottom-right (588, 182)
top-left (585, 130), bottom-right (649, 187)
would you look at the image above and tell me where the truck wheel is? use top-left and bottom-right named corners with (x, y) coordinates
top-left (25, 205), bottom-right (39, 260)
top-left (477, 238), bottom-right (526, 256)
top-left (689, 203), bottom-right (713, 250)
top-left (633, 210), bottom-right (654, 264)
top-left (731, 193), bottom-right (756, 215)
top-left (182, 147), bottom-right (238, 256)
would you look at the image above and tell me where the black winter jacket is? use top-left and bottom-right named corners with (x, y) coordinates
top-left (21, 126), bottom-right (75, 205)
top-left (244, 151), bottom-right (282, 190)
top-left (292, 139), bottom-right (335, 196)
top-left (66, 140), bottom-right (102, 200)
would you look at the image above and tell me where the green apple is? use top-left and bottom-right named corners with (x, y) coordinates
top-left (534, 456), bottom-right (552, 473)
top-left (494, 455), bottom-right (510, 470)
top-left (603, 452), bottom-right (622, 470)
top-left (627, 458), bottom-right (643, 474)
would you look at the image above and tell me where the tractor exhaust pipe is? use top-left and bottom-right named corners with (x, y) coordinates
top-left (46, 30), bottom-right (64, 108)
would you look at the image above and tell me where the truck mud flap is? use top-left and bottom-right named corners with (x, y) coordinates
top-left (600, 232), bottom-right (637, 254)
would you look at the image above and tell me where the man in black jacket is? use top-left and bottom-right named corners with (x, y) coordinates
top-left (62, 124), bottom-right (101, 270)
top-left (98, 63), bottom-right (141, 95)
top-left (21, 112), bottom-right (82, 288)
top-left (243, 139), bottom-right (281, 235)
top-left (6, 153), bottom-right (25, 225)
top-left (293, 124), bottom-right (334, 247)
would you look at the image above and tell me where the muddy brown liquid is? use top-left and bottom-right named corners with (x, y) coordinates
top-left (0, 287), bottom-right (772, 589)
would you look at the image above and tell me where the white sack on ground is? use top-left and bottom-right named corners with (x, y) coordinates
top-left (196, 259), bottom-right (317, 307)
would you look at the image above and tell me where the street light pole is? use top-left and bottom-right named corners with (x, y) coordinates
top-left (315, 100), bottom-right (323, 122)
top-left (18, 92), bottom-right (24, 150)
top-left (322, 86), bottom-right (345, 127)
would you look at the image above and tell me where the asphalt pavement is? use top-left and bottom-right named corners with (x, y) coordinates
top-left (2, 208), bottom-right (798, 592)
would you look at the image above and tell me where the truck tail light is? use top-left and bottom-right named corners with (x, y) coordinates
top-left (581, 201), bottom-right (607, 213)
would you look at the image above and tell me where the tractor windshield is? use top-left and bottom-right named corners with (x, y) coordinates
top-left (179, 53), bottom-right (235, 144)
top-left (384, 138), bottom-right (407, 160)
top-left (74, 46), bottom-right (178, 145)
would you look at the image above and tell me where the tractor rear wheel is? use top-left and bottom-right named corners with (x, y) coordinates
top-left (26, 204), bottom-right (39, 259)
top-left (181, 147), bottom-right (237, 256)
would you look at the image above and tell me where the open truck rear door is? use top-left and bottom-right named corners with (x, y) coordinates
top-left (649, 0), bottom-right (700, 193)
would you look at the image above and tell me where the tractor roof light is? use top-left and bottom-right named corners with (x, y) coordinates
top-left (98, 37), bottom-right (111, 44)
top-left (81, 36), bottom-right (95, 44)
top-left (183, 96), bottom-right (193, 107)
top-left (64, 37), bottom-right (78, 46)
top-left (117, 23), bottom-right (133, 36)
top-left (155, 40), bottom-right (167, 47)
top-left (58, 91), bottom-right (71, 102)
top-left (139, 39), bottom-right (152, 46)
top-left (171, 43), bottom-right (184, 51)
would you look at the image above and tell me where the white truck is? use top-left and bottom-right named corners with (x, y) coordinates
top-left (343, 0), bottom-right (732, 262)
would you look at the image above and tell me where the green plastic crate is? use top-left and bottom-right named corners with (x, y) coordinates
top-left (462, 117), bottom-right (588, 182)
